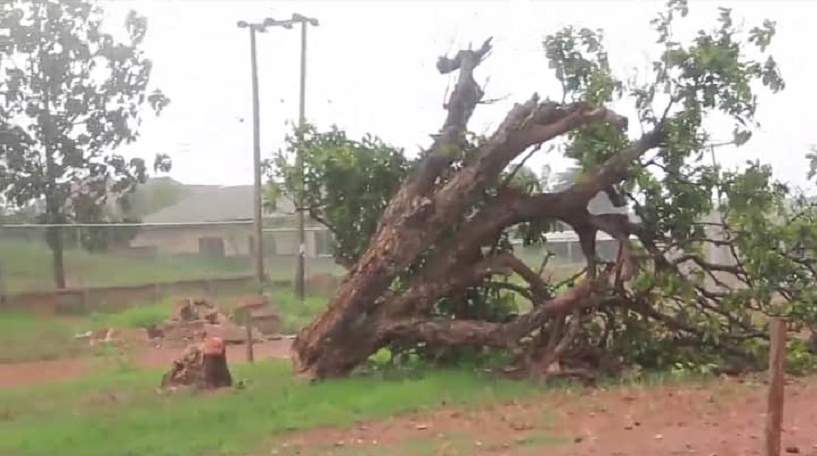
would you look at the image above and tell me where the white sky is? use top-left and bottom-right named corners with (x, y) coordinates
top-left (107, 0), bottom-right (817, 192)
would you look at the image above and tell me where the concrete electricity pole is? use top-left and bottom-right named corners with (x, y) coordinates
top-left (237, 17), bottom-right (293, 292)
top-left (266, 13), bottom-right (319, 301)
top-left (293, 13), bottom-right (319, 302)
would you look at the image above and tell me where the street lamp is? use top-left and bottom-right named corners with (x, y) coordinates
top-left (265, 13), bottom-right (319, 302)
top-left (236, 17), bottom-right (293, 293)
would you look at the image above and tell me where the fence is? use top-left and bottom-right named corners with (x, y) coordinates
top-left (0, 221), bottom-right (340, 294)
top-left (0, 220), bottom-right (631, 293)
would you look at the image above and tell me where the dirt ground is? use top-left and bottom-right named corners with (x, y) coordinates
top-left (4, 344), bottom-right (817, 456)
top-left (278, 377), bottom-right (817, 456)
top-left (0, 339), bottom-right (293, 388)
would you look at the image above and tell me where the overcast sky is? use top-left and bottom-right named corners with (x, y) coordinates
top-left (107, 0), bottom-right (817, 192)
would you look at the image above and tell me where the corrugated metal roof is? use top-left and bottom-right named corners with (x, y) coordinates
top-left (142, 185), bottom-right (295, 223)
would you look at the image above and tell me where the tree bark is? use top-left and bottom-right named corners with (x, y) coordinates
top-left (291, 40), bottom-right (655, 381)
top-left (36, 4), bottom-right (66, 290)
top-left (160, 337), bottom-right (233, 390)
top-left (46, 221), bottom-right (66, 289)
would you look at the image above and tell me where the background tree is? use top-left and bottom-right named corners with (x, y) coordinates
top-left (269, 126), bottom-right (411, 269)
top-left (0, 0), bottom-right (170, 287)
top-left (275, 1), bottom-right (817, 382)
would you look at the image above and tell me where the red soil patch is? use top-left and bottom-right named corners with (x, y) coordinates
top-left (0, 357), bottom-right (89, 388)
top-left (275, 377), bottom-right (817, 456)
top-left (0, 339), bottom-right (293, 388)
top-left (132, 338), bottom-right (292, 371)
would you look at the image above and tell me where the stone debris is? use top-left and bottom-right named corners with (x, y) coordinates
top-left (233, 295), bottom-right (281, 337)
top-left (157, 297), bottom-right (273, 346)
top-left (74, 327), bottom-right (154, 348)
top-left (74, 296), bottom-right (282, 350)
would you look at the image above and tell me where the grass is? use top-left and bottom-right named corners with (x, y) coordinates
top-left (0, 287), bottom-right (329, 363)
top-left (82, 289), bottom-right (329, 334)
top-left (0, 239), bottom-right (583, 294)
top-left (273, 292), bottom-right (329, 334)
top-left (86, 300), bottom-right (174, 329)
top-left (82, 290), bottom-right (328, 334)
top-left (0, 313), bottom-right (88, 363)
top-left (0, 361), bottom-right (545, 456)
top-left (0, 241), bottom-right (342, 293)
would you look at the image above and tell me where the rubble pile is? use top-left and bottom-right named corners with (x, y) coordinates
top-left (74, 296), bottom-right (282, 350)
top-left (74, 327), bottom-right (155, 348)
top-left (156, 297), bottom-right (258, 347)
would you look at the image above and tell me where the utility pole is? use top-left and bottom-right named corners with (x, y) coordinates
top-left (237, 17), bottom-right (293, 293)
top-left (294, 13), bottom-right (319, 301)
top-left (267, 13), bottom-right (319, 301)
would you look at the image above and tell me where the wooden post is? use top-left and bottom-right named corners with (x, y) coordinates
top-left (0, 260), bottom-right (6, 307)
top-left (245, 315), bottom-right (255, 363)
top-left (764, 318), bottom-right (786, 456)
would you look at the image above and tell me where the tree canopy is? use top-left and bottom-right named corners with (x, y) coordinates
top-left (272, 1), bottom-right (817, 381)
top-left (0, 0), bottom-right (170, 286)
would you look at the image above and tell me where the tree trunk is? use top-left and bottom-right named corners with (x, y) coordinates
top-left (290, 242), bottom-right (400, 378)
top-left (38, 5), bottom-right (65, 291)
top-left (46, 222), bottom-right (66, 289)
top-left (160, 337), bottom-right (233, 390)
top-left (290, 40), bottom-right (648, 381)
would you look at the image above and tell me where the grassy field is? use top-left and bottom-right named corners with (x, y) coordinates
top-left (0, 240), bottom-right (581, 293)
top-left (0, 361), bottom-right (547, 456)
top-left (0, 288), bottom-right (329, 363)
top-left (0, 241), bottom-right (342, 293)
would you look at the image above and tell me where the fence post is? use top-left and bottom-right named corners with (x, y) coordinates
top-left (0, 260), bottom-right (6, 307)
top-left (764, 317), bottom-right (786, 456)
top-left (77, 277), bottom-right (88, 314)
top-left (245, 314), bottom-right (255, 363)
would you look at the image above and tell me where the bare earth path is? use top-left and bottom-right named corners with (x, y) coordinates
top-left (275, 377), bottom-right (817, 456)
top-left (4, 350), bottom-right (817, 456)
top-left (0, 339), bottom-right (293, 388)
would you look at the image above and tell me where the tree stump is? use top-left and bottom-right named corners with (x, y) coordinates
top-left (160, 336), bottom-right (233, 390)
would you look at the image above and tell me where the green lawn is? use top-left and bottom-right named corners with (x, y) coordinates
top-left (0, 312), bottom-right (92, 363)
top-left (0, 362), bottom-right (544, 456)
top-left (0, 241), bottom-right (343, 293)
top-left (0, 241), bottom-right (251, 292)
top-left (0, 288), bottom-right (329, 363)
top-left (0, 238), bottom-right (579, 294)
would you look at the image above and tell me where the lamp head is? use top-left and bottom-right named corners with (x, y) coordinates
top-left (292, 13), bottom-right (319, 26)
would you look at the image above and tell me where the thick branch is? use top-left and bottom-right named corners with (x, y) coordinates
top-left (385, 133), bottom-right (661, 317)
top-left (385, 252), bottom-right (549, 318)
top-left (382, 245), bottom-right (636, 348)
top-left (389, 131), bottom-right (662, 317)
top-left (401, 37), bottom-right (493, 198)
top-left (380, 277), bottom-right (600, 348)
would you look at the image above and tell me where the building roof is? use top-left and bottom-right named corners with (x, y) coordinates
top-left (142, 185), bottom-right (295, 223)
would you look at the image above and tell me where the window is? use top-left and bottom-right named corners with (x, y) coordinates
top-left (198, 237), bottom-right (225, 257)
top-left (314, 230), bottom-right (334, 256)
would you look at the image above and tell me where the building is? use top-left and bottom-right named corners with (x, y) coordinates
top-left (129, 185), bottom-right (333, 258)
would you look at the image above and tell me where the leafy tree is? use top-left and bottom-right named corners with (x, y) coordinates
top-left (275, 1), bottom-right (817, 381)
top-left (0, 0), bottom-right (170, 287)
top-left (126, 177), bottom-right (190, 218)
top-left (269, 126), bottom-right (411, 268)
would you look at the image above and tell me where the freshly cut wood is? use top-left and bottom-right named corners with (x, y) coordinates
top-left (160, 336), bottom-right (233, 390)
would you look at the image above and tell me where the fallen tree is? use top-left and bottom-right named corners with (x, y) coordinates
top-left (272, 2), bottom-right (817, 380)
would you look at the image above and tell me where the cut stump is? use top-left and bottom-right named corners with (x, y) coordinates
top-left (160, 336), bottom-right (233, 390)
